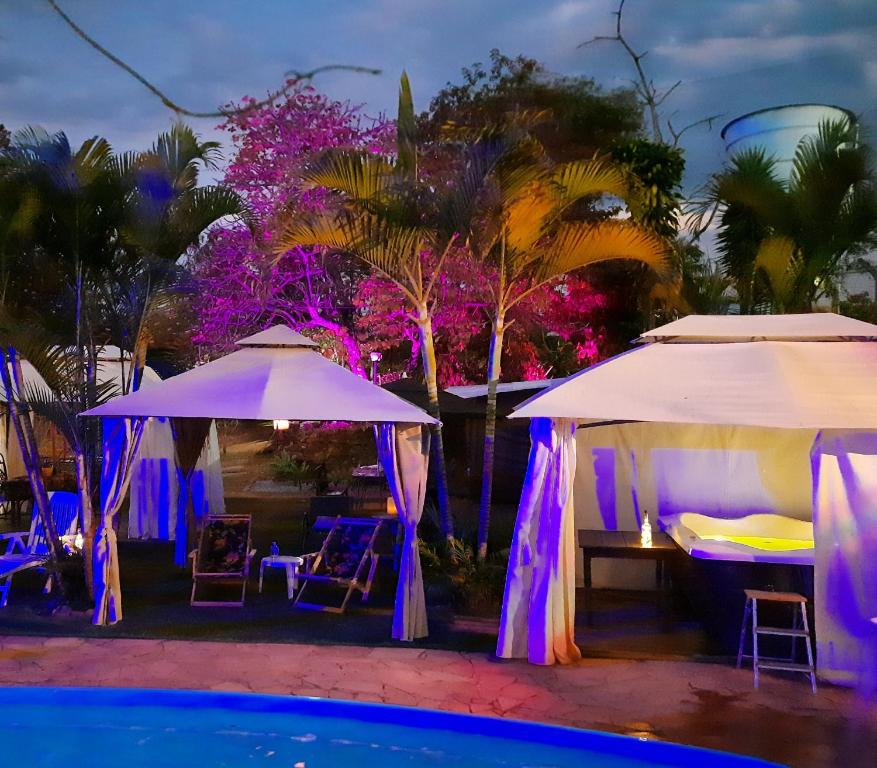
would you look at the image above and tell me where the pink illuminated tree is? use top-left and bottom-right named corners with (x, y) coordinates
top-left (189, 85), bottom-right (391, 373)
top-left (352, 253), bottom-right (608, 387)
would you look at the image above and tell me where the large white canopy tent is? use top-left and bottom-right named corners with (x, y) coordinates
top-left (0, 349), bottom-right (225, 538)
top-left (498, 313), bottom-right (877, 687)
top-left (82, 326), bottom-right (436, 641)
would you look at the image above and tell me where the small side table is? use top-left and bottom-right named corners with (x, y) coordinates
top-left (578, 529), bottom-right (679, 627)
top-left (259, 555), bottom-right (304, 599)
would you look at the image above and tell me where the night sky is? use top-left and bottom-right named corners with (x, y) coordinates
top-left (2, 1), bottom-right (875, 196)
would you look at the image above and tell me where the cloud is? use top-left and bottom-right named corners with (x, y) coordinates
top-left (654, 29), bottom-right (872, 72)
top-left (1, 0), bottom-right (874, 194)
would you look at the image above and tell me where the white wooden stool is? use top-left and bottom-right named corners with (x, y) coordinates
top-left (259, 555), bottom-right (304, 600)
top-left (737, 589), bottom-right (816, 693)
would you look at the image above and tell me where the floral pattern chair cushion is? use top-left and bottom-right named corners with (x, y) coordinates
top-left (201, 519), bottom-right (250, 574)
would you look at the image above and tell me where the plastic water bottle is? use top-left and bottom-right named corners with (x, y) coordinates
top-left (270, 541), bottom-right (280, 557)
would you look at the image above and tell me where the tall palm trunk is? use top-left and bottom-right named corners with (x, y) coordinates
top-left (77, 446), bottom-right (98, 599)
top-left (477, 313), bottom-right (505, 561)
top-left (73, 263), bottom-right (101, 598)
top-left (0, 349), bottom-right (63, 576)
top-left (416, 302), bottom-right (453, 542)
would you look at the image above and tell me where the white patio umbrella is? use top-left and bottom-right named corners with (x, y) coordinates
top-left (82, 326), bottom-right (436, 638)
top-left (499, 313), bottom-right (877, 682)
top-left (82, 327), bottom-right (437, 423)
top-left (512, 338), bottom-right (877, 428)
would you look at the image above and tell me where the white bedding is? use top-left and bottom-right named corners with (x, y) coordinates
top-left (661, 512), bottom-right (815, 566)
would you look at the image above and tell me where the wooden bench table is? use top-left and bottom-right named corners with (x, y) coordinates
top-left (578, 529), bottom-right (680, 627)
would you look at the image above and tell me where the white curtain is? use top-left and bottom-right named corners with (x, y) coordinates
top-left (497, 417), bottom-right (581, 665)
top-left (200, 422), bottom-right (226, 519)
top-left (378, 422), bottom-right (429, 642)
top-left (128, 417), bottom-right (176, 539)
top-left (93, 416), bottom-right (146, 626)
top-left (811, 430), bottom-right (877, 692)
top-left (128, 419), bottom-right (225, 541)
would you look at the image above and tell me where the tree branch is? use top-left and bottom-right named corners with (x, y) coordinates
top-left (667, 112), bottom-right (724, 147)
top-left (47, 0), bottom-right (380, 119)
top-left (577, 0), bottom-right (677, 143)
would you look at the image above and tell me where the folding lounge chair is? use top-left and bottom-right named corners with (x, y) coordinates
top-left (0, 491), bottom-right (80, 607)
top-left (294, 516), bottom-right (385, 613)
top-left (190, 514), bottom-right (256, 607)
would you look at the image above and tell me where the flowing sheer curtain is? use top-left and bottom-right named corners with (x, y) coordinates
top-left (170, 417), bottom-right (213, 566)
top-left (129, 419), bottom-right (225, 542)
top-left (812, 430), bottom-right (877, 692)
top-left (378, 422), bottom-right (430, 641)
top-left (497, 417), bottom-right (581, 665)
top-left (128, 417), bottom-right (176, 540)
top-left (93, 416), bottom-right (146, 626)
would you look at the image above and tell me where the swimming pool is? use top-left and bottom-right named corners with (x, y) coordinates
top-left (0, 686), bottom-right (776, 767)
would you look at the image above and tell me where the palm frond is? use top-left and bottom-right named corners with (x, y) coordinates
top-left (276, 214), bottom-right (357, 255)
top-left (73, 136), bottom-right (114, 185)
top-left (109, 150), bottom-right (140, 184)
top-left (436, 139), bottom-right (506, 242)
top-left (551, 155), bottom-right (630, 208)
top-left (0, 317), bottom-right (70, 396)
top-left (277, 212), bottom-right (424, 296)
top-left (164, 185), bottom-right (245, 251)
top-left (150, 124), bottom-right (222, 191)
top-left (303, 150), bottom-right (396, 204)
top-left (533, 220), bottom-right (669, 286)
top-left (754, 235), bottom-right (798, 311)
top-left (353, 214), bottom-right (426, 280)
top-left (790, 117), bottom-right (858, 196)
top-left (504, 181), bottom-right (557, 254)
top-left (834, 184), bottom-right (877, 257)
top-left (712, 149), bottom-right (788, 219)
top-left (18, 382), bottom-right (78, 451)
top-left (492, 137), bottom-right (548, 202)
top-left (396, 72), bottom-right (417, 180)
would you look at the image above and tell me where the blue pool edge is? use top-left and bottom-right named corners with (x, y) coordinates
top-left (0, 685), bottom-right (782, 767)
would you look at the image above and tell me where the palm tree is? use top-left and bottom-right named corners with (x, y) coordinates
top-left (0, 125), bottom-right (242, 599)
top-left (275, 74), bottom-right (457, 542)
top-left (0, 128), bottom-right (131, 569)
top-left (649, 238), bottom-right (733, 321)
top-left (694, 118), bottom-right (877, 313)
top-left (455, 139), bottom-right (668, 558)
top-left (117, 124), bottom-right (243, 387)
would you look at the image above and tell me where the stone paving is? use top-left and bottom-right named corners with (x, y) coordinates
top-left (1, 635), bottom-right (875, 767)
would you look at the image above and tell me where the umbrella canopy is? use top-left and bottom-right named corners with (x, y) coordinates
top-left (82, 326), bottom-right (436, 424)
top-left (512, 314), bottom-right (877, 429)
top-left (640, 312), bottom-right (877, 342)
top-left (382, 378), bottom-right (473, 415)
top-left (2, 347), bottom-right (162, 403)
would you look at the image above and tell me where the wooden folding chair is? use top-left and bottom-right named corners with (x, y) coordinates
top-left (190, 514), bottom-right (256, 607)
top-left (293, 516), bottom-right (385, 613)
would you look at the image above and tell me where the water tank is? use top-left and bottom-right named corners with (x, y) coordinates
top-left (721, 104), bottom-right (856, 180)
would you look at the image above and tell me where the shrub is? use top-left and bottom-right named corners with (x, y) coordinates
top-left (419, 537), bottom-right (507, 616)
top-left (271, 452), bottom-right (315, 487)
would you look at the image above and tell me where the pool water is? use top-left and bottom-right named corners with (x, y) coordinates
top-left (0, 687), bottom-right (777, 767)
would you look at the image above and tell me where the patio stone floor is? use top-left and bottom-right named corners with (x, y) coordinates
top-left (1, 635), bottom-right (875, 767)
